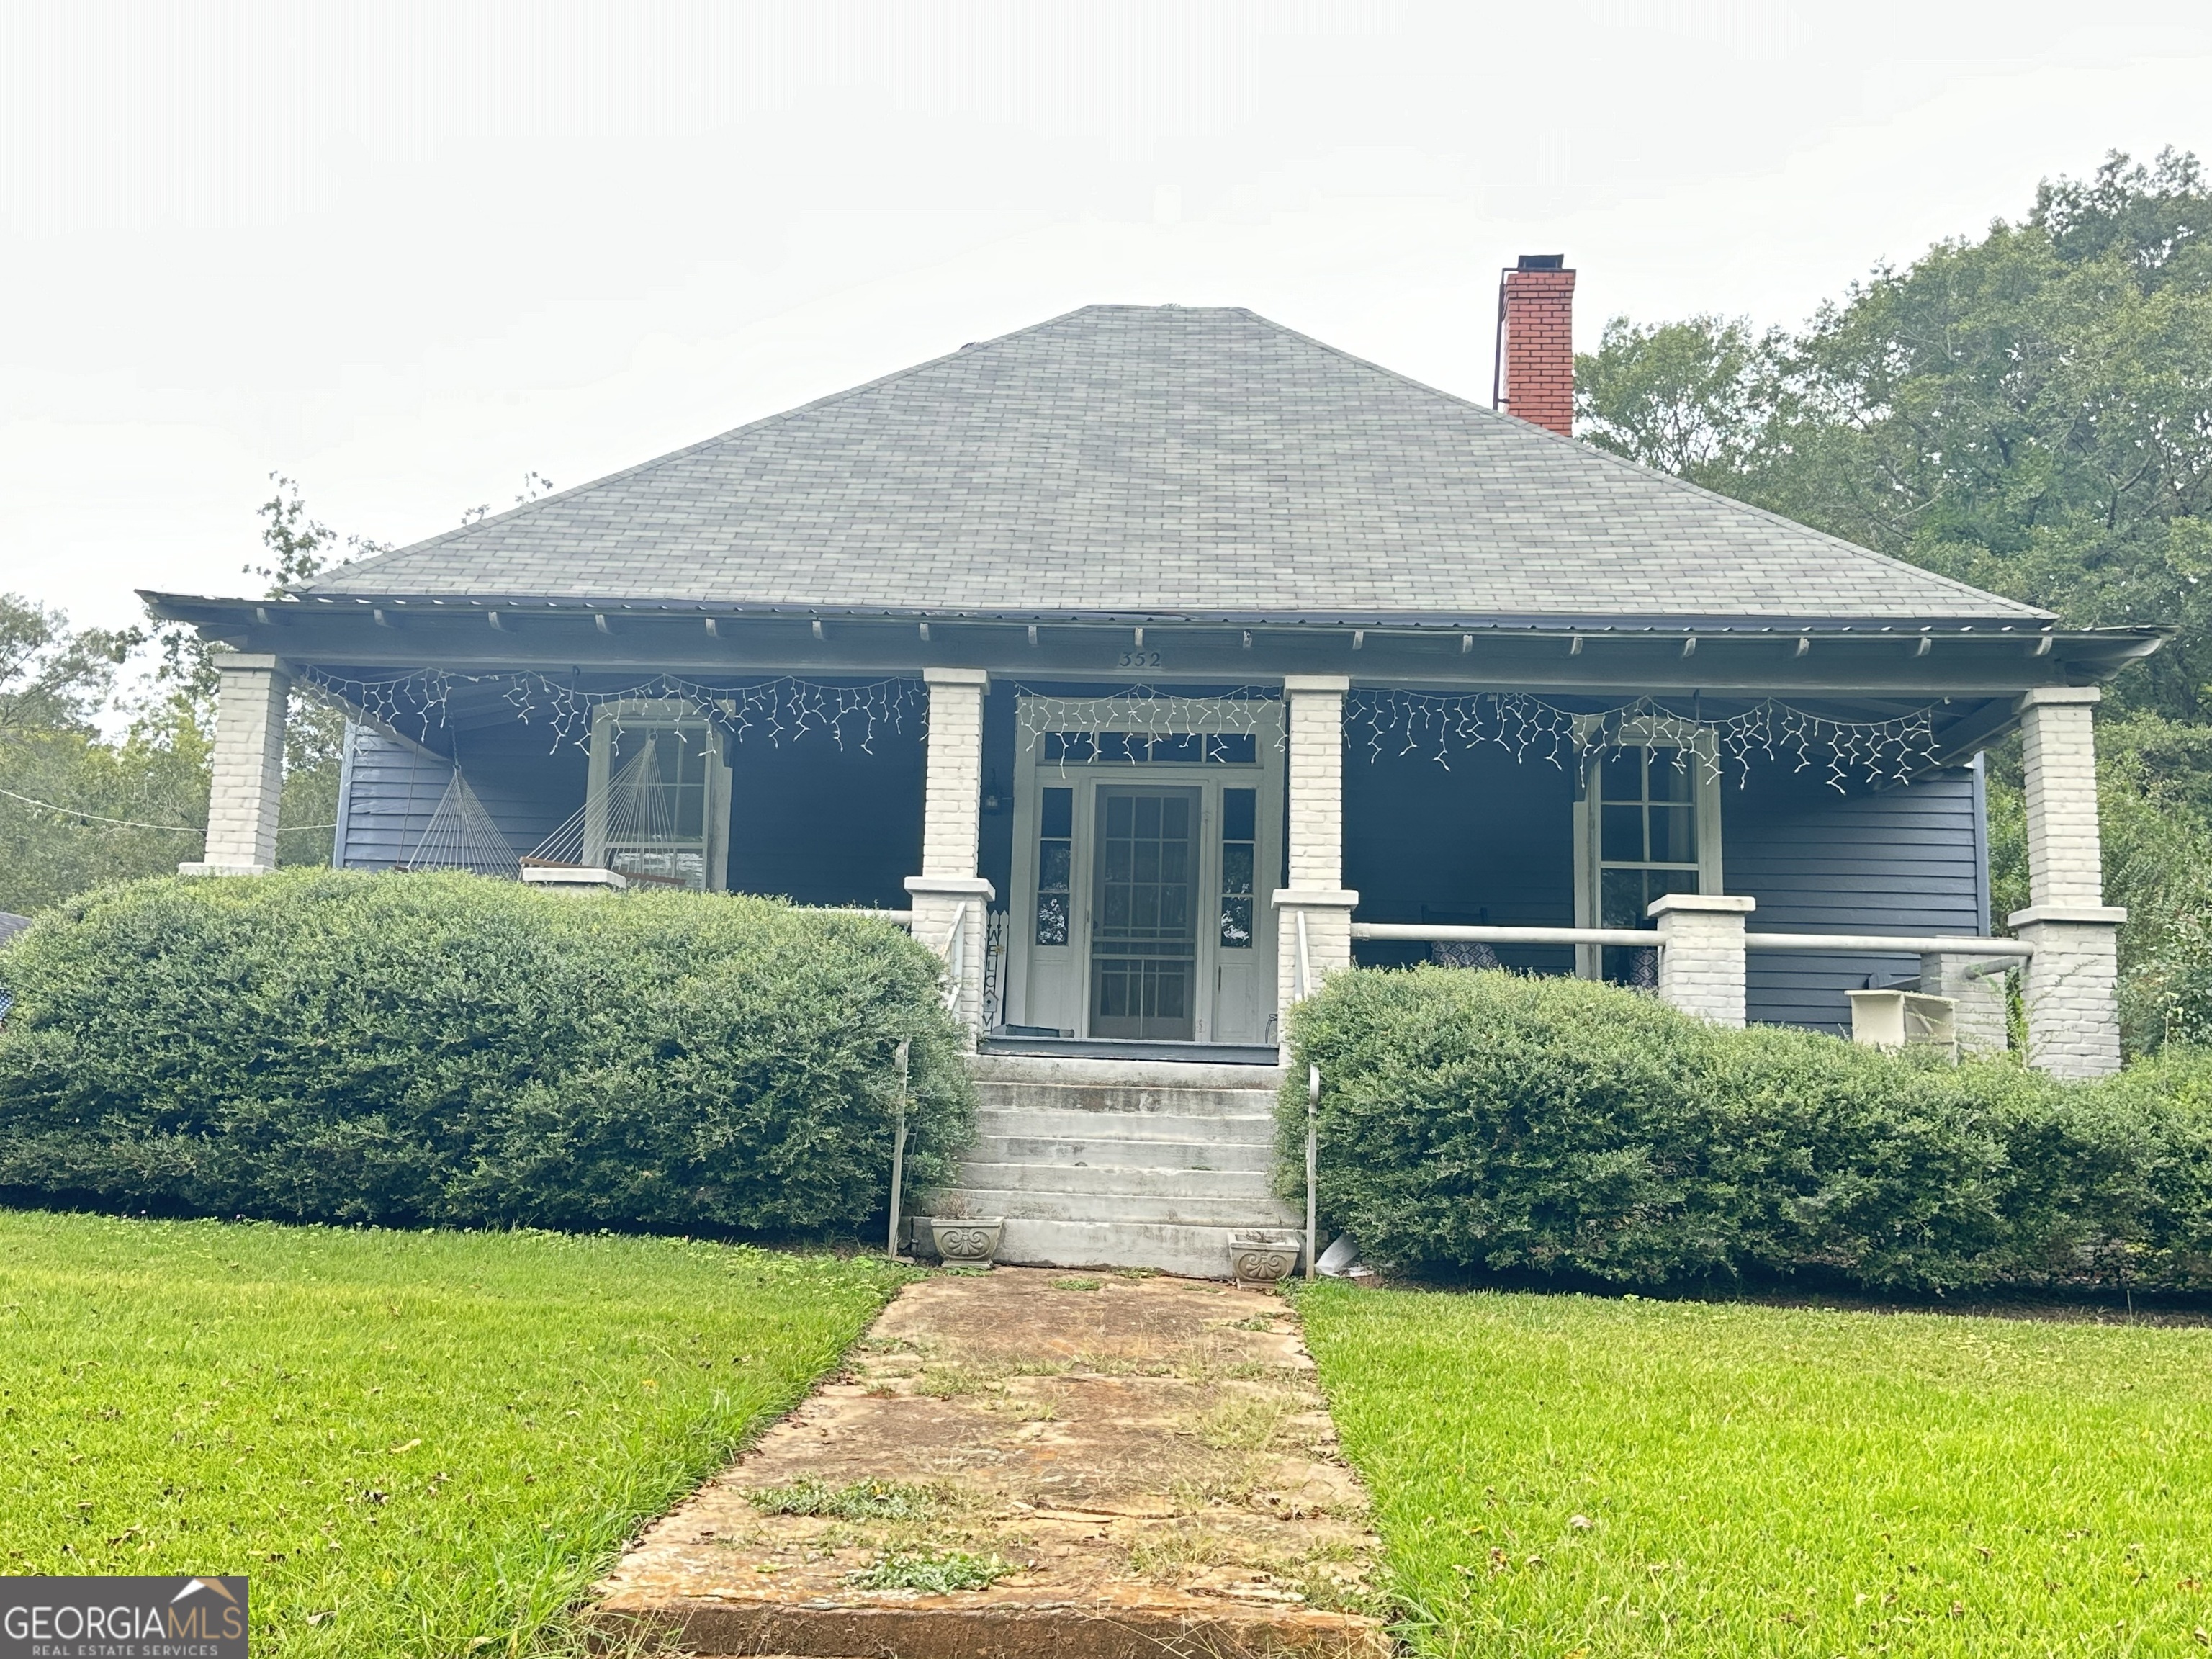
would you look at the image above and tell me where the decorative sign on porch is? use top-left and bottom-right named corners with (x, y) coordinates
top-left (1345, 688), bottom-right (1943, 790)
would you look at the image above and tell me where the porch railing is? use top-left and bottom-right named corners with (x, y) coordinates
top-left (1350, 922), bottom-right (2034, 958)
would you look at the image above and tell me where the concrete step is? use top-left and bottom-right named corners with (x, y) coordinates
top-left (930, 1186), bottom-right (1300, 1229)
top-left (967, 1133), bottom-right (1277, 1173)
top-left (973, 1106), bottom-right (1276, 1146)
top-left (987, 1218), bottom-right (1308, 1279)
top-left (953, 1161), bottom-right (1278, 1200)
top-left (967, 1052), bottom-right (1286, 1092)
top-left (974, 1082), bottom-right (1282, 1120)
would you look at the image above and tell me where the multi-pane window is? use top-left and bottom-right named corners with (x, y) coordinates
top-left (1034, 787), bottom-right (1073, 946)
top-left (1218, 787), bottom-right (1256, 948)
top-left (602, 723), bottom-right (714, 890)
top-left (1597, 745), bottom-right (1701, 983)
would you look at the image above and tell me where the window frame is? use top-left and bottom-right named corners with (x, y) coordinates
top-left (583, 701), bottom-right (734, 892)
top-left (1572, 725), bottom-right (1723, 980)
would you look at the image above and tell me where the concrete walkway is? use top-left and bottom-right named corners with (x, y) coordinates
top-left (593, 1267), bottom-right (1389, 1658)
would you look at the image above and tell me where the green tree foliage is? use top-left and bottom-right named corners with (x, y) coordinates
top-left (0, 871), bottom-right (972, 1235)
top-left (0, 595), bottom-right (210, 915)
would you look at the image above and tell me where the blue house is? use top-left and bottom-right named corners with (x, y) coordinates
top-left (148, 273), bottom-right (2159, 1272)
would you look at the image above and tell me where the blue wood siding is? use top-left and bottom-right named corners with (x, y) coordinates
top-left (332, 724), bottom-right (575, 870)
top-left (1726, 760), bottom-right (1986, 1035)
top-left (335, 719), bottom-right (923, 906)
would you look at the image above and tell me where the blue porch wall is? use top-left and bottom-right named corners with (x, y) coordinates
top-left (334, 718), bottom-right (925, 908)
top-left (332, 725), bottom-right (575, 868)
top-left (1729, 757), bottom-right (1988, 1036)
top-left (1337, 739), bottom-right (1989, 1037)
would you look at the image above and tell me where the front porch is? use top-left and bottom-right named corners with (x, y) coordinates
top-left (183, 647), bottom-right (2126, 1081)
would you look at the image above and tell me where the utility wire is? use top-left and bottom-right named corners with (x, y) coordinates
top-left (0, 785), bottom-right (333, 835)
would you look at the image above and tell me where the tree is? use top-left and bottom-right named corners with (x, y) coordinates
top-left (0, 595), bottom-right (209, 914)
top-left (1574, 314), bottom-right (1786, 491)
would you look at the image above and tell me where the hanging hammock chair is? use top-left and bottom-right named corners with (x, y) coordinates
top-left (523, 739), bottom-right (696, 888)
top-left (396, 768), bottom-right (521, 878)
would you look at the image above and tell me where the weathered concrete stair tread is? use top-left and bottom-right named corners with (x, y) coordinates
top-left (959, 1161), bottom-right (1277, 1198)
top-left (945, 1187), bottom-right (1298, 1227)
top-left (947, 1053), bottom-right (1294, 1275)
top-left (590, 1269), bottom-right (1386, 1659)
top-left (972, 1107), bottom-right (1277, 1143)
top-left (968, 1053), bottom-right (1288, 1092)
top-left (971, 1134), bottom-right (1276, 1172)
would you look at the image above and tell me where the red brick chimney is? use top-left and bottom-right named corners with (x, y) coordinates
top-left (1493, 254), bottom-right (1576, 436)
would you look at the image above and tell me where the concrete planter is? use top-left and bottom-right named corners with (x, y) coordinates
top-left (1228, 1232), bottom-right (1301, 1285)
top-left (926, 1218), bottom-right (1004, 1267)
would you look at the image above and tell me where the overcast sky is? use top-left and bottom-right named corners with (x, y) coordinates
top-left (5, 1), bottom-right (2211, 636)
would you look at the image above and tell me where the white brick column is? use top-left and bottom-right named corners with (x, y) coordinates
top-left (2009, 686), bottom-right (2124, 1079)
top-left (1651, 894), bottom-right (1753, 1027)
top-left (1920, 952), bottom-right (2010, 1055)
top-left (1272, 675), bottom-right (1358, 1031)
top-left (905, 667), bottom-right (994, 1041)
top-left (179, 653), bottom-right (289, 877)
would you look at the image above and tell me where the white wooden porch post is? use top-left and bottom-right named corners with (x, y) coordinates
top-left (2010, 686), bottom-right (2125, 1078)
top-left (179, 653), bottom-right (289, 877)
top-left (1272, 675), bottom-right (1357, 1043)
top-left (906, 667), bottom-right (994, 1043)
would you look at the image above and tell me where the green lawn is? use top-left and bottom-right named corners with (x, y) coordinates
top-left (0, 1209), bottom-right (906, 1657)
top-left (1300, 1282), bottom-right (2212, 1657)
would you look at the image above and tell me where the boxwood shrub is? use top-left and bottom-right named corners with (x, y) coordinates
top-left (1286, 967), bottom-right (2212, 1294)
top-left (0, 869), bottom-right (970, 1235)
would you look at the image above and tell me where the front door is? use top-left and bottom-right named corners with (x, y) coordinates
top-left (1007, 696), bottom-right (1284, 1046)
top-left (1089, 787), bottom-right (1200, 1040)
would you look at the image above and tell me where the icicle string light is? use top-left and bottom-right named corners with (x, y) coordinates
top-left (1346, 689), bottom-right (1940, 791)
top-left (301, 669), bottom-right (925, 755)
top-left (1010, 684), bottom-right (1284, 763)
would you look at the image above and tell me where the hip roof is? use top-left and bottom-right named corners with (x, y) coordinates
top-left (307, 305), bottom-right (2049, 627)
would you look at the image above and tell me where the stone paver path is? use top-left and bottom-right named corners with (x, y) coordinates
top-left (593, 1267), bottom-right (1389, 1658)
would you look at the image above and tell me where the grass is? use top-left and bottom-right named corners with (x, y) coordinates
top-left (1298, 1282), bottom-right (2212, 1657)
top-left (0, 1208), bottom-right (907, 1657)
top-left (747, 1478), bottom-right (945, 1521)
top-left (846, 1548), bottom-right (1015, 1593)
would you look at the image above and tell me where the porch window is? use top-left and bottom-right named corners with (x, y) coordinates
top-left (1219, 787), bottom-right (1256, 948)
top-left (1035, 787), bottom-right (1073, 945)
top-left (585, 707), bottom-right (731, 891)
top-left (1578, 738), bottom-right (1722, 984)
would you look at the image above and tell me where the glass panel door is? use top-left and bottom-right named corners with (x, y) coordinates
top-left (1089, 786), bottom-right (1200, 1040)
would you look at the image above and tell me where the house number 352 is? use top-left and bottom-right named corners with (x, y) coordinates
top-left (1117, 650), bottom-right (1162, 667)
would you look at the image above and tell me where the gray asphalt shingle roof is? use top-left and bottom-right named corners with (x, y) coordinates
top-left (310, 305), bottom-right (2045, 624)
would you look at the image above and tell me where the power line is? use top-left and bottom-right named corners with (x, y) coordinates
top-left (0, 785), bottom-right (332, 836)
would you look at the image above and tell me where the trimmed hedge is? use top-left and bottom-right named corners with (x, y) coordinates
top-left (1286, 967), bottom-right (2212, 1294)
top-left (0, 870), bottom-right (971, 1234)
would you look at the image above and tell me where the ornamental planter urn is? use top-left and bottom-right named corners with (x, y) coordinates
top-left (926, 1218), bottom-right (1004, 1267)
